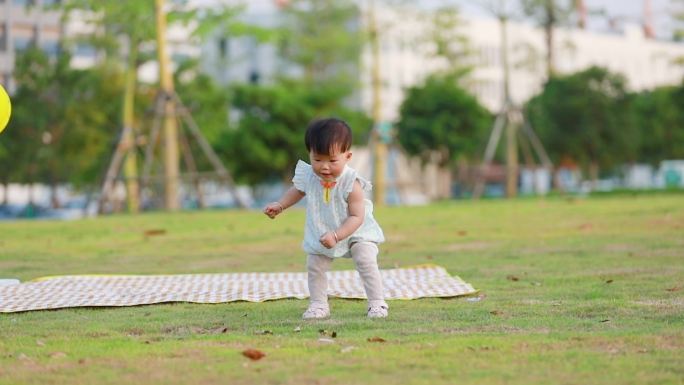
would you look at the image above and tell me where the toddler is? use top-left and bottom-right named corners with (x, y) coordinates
top-left (264, 118), bottom-right (388, 319)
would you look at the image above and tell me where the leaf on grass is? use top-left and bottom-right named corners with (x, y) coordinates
top-left (666, 286), bottom-right (682, 292)
top-left (578, 223), bottom-right (593, 230)
top-left (242, 349), bottom-right (265, 360)
top-left (490, 310), bottom-right (503, 316)
top-left (605, 279), bottom-right (613, 284)
top-left (599, 319), bottom-right (610, 323)
top-left (425, 255), bottom-right (433, 260)
top-left (143, 229), bottom-right (166, 237)
top-left (367, 337), bottom-right (386, 343)
top-left (457, 230), bottom-right (468, 236)
top-left (506, 275), bottom-right (519, 281)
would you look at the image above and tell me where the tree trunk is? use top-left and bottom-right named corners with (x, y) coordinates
top-left (589, 161), bottom-right (599, 190)
top-left (544, 1), bottom-right (556, 78)
top-left (50, 181), bottom-right (61, 209)
top-left (1, 179), bottom-right (7, 206)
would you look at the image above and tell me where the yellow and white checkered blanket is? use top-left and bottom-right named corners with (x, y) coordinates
top-left (0, 265), bottom-right (476, 313)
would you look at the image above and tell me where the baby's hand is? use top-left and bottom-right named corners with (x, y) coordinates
top-left (319, 231), bottom-right (338, 249)
top-left (263, 202), bottom-right (284, 219)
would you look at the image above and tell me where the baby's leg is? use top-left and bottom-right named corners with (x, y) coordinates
top-left (306, 253), bottom-right (333, 308)
top-left (350, 242), bottom-right (388, 310)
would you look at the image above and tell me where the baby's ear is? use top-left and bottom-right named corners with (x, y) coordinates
top-left (346, 151), bottom-right (352, 160)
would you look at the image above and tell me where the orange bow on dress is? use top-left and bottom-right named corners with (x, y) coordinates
top-left (320, 180), bottom-right (337, 204)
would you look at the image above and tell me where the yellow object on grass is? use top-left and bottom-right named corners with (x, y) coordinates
top-left (0, 84), bottom-right (10, 134)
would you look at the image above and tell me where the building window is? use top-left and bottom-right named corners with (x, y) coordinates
top-left (218, 37), bottom-right (229, 59)
top-left (13, 0), bottom-right (35, 6)
top-left (0, 24), bottom-right (7, 52)
top-left (43, 40), bottom-right (59, 57)
top-left (13, 36), bottom-right (33, 51)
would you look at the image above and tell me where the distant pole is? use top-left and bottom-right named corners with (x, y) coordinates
top-left (368, 0), bottom-right (386, 206)
top-left (155, 0), bottom-right (180, 211)
top-left (122, 38), bottom-right (140, 213)
top-left (575, 0), bottom-right (587, 29)
top-left (643, 0), bottom-right (655, 39)
top-left (500, 14), bottom-right (518, 198)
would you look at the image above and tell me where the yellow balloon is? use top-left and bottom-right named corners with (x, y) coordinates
top-left (0, 84), bottom-right (10, 134)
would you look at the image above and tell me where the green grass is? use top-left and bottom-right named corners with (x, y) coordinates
top-left (1, 195), bottom-right (683, 385)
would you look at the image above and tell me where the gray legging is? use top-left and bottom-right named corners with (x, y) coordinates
top-left (306, 241), bottom-right (387, 309)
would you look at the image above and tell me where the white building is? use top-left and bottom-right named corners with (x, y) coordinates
top-left (197, 3), bottom-right (684, 119)
top-left (364, 6), bottom-right (684, 119)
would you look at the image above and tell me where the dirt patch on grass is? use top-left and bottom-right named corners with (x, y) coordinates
top-left (444, 242), bottom-right (495, 252)
top-left (161, 324), bottom-right (232, 336)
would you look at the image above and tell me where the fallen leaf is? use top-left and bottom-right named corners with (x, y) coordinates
top-left (78, 358), bottom-right (87, 364)
top-left (143, 229), bottom-right (166, 237)
top-left (599, 319), bottom-right (610, 323)
top-left (367, 337), bottom-right (386, 343)
top-left (605, 279), bottom-right (613, 284)
top-left (457, 230), bottom-right (468, 236)
top-left (242, 349), bottom-right (265, 361)
top-left (425, 255), bottom-right (433, 260)
top-left (578, 223), bottom-right (593, 230)
top-left (666, 286), bottom-right (682, 292)
top-left (506, 275), bottom-right (520, 281)
top-left (490, 310), bottom-right (503, 316)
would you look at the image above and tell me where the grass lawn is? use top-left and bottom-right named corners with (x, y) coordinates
top-left (0, 195), bottom-right (683, 384)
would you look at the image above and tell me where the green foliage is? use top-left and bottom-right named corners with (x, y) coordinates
top-left (396, 74), bottom-right (492, 166)
top-left (277, 0), bottom-right (362, 87)
top-left (220, 0), bottom-right (370, 185)
top-left (6, 49), bottom-right (124, 187)
top-left (219, 81), bottom-right (371, 185)
top-left (630, 83), bottom-right (684, 164)
top-left (525, 66), bottom-right (636, 174)
top-left (423, 5), bottom-right (472, 78)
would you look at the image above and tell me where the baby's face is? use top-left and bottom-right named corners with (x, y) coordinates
top-left (309, 148), bottom-right (352, 181)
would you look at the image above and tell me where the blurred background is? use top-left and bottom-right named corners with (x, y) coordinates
top-left (0, 0), bottom-right (683, 219)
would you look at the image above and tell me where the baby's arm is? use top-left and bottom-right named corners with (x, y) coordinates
top-left (264, 187), bottom-right (305, 219)
top-left (319, 180), bottom-right (364, 248)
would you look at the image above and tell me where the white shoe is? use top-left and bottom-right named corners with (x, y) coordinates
top-left (367, 305), bottom-right (388, 318)
top-left (302, 305), bottom-right (330, 320)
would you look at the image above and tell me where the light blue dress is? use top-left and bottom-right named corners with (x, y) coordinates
top-left (292, 160), bottom-right (385, 258)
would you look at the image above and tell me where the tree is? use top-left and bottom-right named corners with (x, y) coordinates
top-left (396, 74), bottom-right (492, 167)
top-left (631, 84), bottom-right (684, 164)
top-left (525, 66), bottom-right (637, 182)
top-left (221, 0), bottom-right (371, 185)
top-left (520, 0), bottom-right (574, 77)
top-left (220, 80), bottom-right (370, 185)
top-left (7, 48), bottom-right (124, 207)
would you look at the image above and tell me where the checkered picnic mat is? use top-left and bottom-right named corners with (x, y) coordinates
top-left (0, 265), bottom-right (476, 313)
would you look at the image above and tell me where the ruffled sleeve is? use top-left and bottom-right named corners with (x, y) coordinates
top-left (355, 175), bottom-right (373, 193)
top-left (292, 160), bottom-right (312, 193)
top-left (342, 168), bottom-right (373, 199)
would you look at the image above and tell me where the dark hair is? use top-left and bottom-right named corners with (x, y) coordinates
top-left (304, 118), bottom-right (352, 155)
